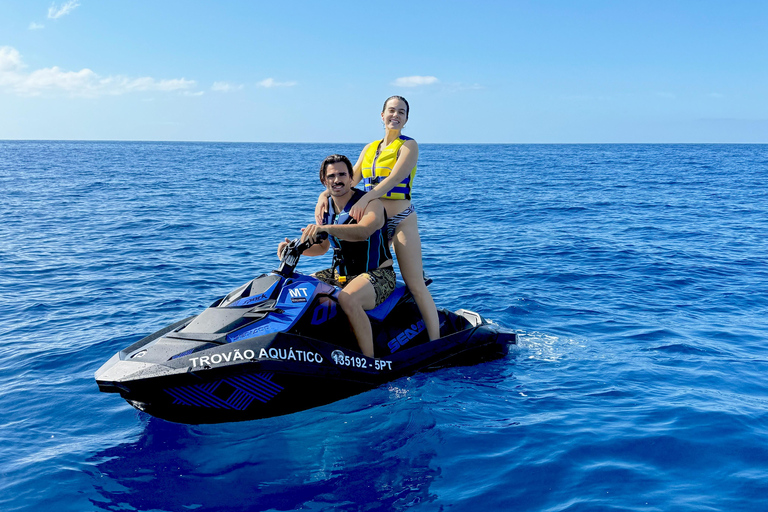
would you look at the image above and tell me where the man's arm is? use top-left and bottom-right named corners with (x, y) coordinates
top-left (278, 235), bottom-right (329, 258)
top-left (302, 238), bottom-right (330, 256)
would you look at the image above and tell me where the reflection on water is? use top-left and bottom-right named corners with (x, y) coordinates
top-left (88, 395), bottom-right (442, 511)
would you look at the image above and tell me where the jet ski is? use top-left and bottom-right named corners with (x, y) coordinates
top-left (95, 237), bottom-right (517, 424)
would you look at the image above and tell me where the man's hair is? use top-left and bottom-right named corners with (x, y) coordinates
top-left (319, 154), bottom-right (354, 185)
top-left (382, 95), bottom-right (409, 119)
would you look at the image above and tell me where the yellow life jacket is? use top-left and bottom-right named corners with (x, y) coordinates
top-left (361, 135), bottom-right (416, 200)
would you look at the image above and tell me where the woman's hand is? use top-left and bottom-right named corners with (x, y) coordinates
top-left (349, 195), bottom-right (371, 222)
top-left (315, 190), bottom-right (330, 224)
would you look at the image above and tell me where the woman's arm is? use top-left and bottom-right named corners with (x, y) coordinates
top-left (350, 139), bottom-right (418, 220)
top-left (310, 200), bottom-right (386, 242)
top-left (313, 189), bottom-right (331, 225)
top-left (350, 145), bottom-right (367, 187)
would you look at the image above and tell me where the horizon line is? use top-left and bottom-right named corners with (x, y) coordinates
top-left (2, 139), bottom-right (767, 145)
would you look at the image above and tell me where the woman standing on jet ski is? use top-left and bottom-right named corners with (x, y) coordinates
top-left (315, 96), bottom-right (440, 342)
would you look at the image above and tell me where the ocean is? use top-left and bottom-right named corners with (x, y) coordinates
top-left (1, 141), bottom-right (766, 511)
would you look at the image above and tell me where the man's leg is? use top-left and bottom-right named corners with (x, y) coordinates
top-left (337, 276), bottom-right (377, 358)
top-left (311, 268), bottom-right (341, 287)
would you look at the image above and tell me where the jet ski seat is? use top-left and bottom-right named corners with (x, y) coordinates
top-left (366, 282), bottom-right (407, 322)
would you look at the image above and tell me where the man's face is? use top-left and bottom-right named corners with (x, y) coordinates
top-left (324, 162), bottom-right (352, 197)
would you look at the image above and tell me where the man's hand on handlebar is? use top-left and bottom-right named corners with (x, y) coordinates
top-left (277, 238), bottom-right (292, 259)
top-left (300, 224), bottom-right (327, 245)
top-left (277, 227), bottom-right (328, 261)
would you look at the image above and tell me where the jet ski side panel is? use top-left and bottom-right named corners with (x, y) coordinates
top-left (98, 332), bottom-right (397, 423)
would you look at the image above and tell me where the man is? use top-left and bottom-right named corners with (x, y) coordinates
top-left (278, 154), bottom-right (395, 358)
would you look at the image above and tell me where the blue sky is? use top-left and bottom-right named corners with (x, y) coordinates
top-left (1, 1), bottom-right (766, 143)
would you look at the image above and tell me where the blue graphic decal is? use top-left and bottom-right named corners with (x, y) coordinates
top-left (278, 281), bottom-right (315, 305)
top-left (170, 348), bottom-right (195, 360)
top-left (230, 280), bottom-right (280, 307)
top-left (165, 373), bottom-right (283, 410)
top-left (227, 280), bottom-right (318, 343)
top-left (387, 319), bottom-right (426, 353)
top-left (311, 300), bottom-right (337, 325)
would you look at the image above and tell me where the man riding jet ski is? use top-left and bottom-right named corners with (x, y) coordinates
top-left (95, 155), bottom-right (516, 424)
top-left (95, 234), bottom-right (516, 424)
top-left (279, 154), bottom-right (396, 359)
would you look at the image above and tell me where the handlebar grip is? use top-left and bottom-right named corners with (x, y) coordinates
top-left (281, 232), bottom-right (328, 259)
top-left (276, 231), bottom-right (328, 277)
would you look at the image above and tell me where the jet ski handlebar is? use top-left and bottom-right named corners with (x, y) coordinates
top-left (275, 232), bottom-right (328, 277)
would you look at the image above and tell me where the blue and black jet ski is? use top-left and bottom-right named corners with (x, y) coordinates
top-left (95, 237), bottom-right (516, 424)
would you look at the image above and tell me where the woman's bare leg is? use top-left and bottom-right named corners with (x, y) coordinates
top-left (392, 213), bottom-right (440, 340)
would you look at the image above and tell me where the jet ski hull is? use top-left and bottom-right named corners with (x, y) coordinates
top-left (96, 317), bottom-right (513, 424)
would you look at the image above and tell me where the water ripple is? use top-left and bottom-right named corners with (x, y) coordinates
top-left (1, 142), bottom-right (767, 511)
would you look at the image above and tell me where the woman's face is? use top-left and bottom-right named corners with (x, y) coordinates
top-left (381, 98), bottom-right (408, 130)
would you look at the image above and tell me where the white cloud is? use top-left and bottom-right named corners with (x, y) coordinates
top-left (256, 77), bottom-right (297, 88)
top-left (0, 46), bottom-right (197, 97)
top-left (48, 0), bottom-right (80, 19)
top-left (211, 81), bottom-right (244, 92)
top-left (0, 47), bottom-right (24, 72)
top-left (391, 76), bottom-right (439, 87)
top-left (29, 22), bottom-right (45, 30)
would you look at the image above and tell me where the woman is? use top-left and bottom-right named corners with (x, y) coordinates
top-left (315, 96), bottom-right (440, 341)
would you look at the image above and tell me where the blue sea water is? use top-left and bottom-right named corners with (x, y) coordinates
top-left (1, 141), bottom-right (767, 512)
